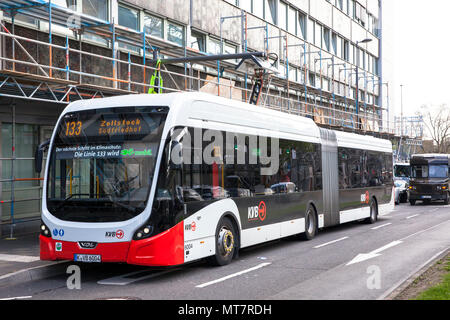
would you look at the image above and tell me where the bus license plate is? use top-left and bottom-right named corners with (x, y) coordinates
top-left (74, 254), bottom-right (101, 263)
top-left (421, 196), bottom-right (432, 199)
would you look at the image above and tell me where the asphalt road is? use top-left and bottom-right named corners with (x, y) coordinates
top-left (1, 202), bottom-right (449, 300)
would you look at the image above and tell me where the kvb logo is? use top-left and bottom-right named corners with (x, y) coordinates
top-left (248, 201), bottom-right (267, 222)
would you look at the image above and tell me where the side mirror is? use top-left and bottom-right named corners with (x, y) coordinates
top-left (35, 139), bottom-right (50, 174)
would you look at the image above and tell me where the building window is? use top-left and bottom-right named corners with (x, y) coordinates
top-left (82, 0), bottom-right (108, 21)
top-left (240, 0), bottom-right (252, 12)
top-left (264, 0), bottom-right (277, 25)
top-left (208, 38), bottom-right (221, 55)
top-left (118, 5), bottom-right (139, 31)
top-left (308, 19), bottom-right (315, 44)
top-left (315, 23), bottom-right (322, 48)
top-left (323, 27), bottom-right (330, 51)
top-left (331, 33), bottom-right (337, 55)
top-left (253, 0), bottom-right (264, 18)
top-left (144, 14), bottom-right (164, 38)
top-left (288, 6), bottom-right (296, 34)
top-left (279, 1), bottom-right (288, 30)
top-left (298, 12), bottom-right (306, 40)
top-left (343, 40), bottom-right (349, 62)
top-left (191, 31), bottom-right (206, 52)
top-left (167, 22), bottom-right (185, 46)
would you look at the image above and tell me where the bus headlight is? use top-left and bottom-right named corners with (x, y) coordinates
top-left (40, 222), bottom-right (51, 238)
top-left (133, 225), bottom-right (154, 241)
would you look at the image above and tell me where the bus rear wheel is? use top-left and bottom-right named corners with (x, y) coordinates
top-left (365, 200), bottom-right (378, 224)
top-left (208, 217), bottom-right (237, 266)
top-left (300, 205), bottom-right (317, 240)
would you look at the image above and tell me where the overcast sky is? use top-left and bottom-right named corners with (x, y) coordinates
top-left (383, 0), bottom-right (450, 117)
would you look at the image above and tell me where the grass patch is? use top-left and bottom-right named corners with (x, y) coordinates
top-left (415, 258), bottom-right (450, 300)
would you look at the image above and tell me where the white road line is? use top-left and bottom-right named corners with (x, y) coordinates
top-left (196, 263), bottom-right (271, 288)
top-left (0, 254), bottom-right (40, 263)
top-left (313, 237), bottom-right (349, 249)
top-left (406, 214), bottom-right (419, 220)
top-left (0, 296), bottom-right (32, 300)
top-left (371, 223), bottom-right (392, 230)
top-left (400, 219), bottom-right (450, 241)
top-left (98, 269), bottom-right (179, 286)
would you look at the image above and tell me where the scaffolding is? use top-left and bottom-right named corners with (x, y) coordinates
top-left (394, 116), bottom-right (424, 162)
top-left (0, 0), bottom-right (396, 236)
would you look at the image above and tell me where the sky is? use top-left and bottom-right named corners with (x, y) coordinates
top-left (383, 0), bottom-right (450, 117)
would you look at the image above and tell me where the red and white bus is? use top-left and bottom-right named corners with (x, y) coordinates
top-left (38, 92), bottom-right (394, 267)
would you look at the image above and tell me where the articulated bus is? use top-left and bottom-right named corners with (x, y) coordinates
top-left (408, 154), bottom-right (450, 205)
top-left (38, 93), bottom-right (394, 267)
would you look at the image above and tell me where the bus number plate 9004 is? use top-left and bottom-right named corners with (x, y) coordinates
top-left (74, 254), bottom-right (101, 263)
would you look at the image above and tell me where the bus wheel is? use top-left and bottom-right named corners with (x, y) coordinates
top-left (365, 200), bottom-right (378, 224)
top-left (410, 200), bottom-right (416, 206)
top-left (208, 217), bottom-right (236, 266)
top-left (300, 205), bottom-right (317, 240)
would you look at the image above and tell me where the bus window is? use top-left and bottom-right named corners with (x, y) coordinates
top-left (412, 165), bottom-right (428, 178)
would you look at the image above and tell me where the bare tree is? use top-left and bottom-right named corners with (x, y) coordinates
top-left (417, 104), bottom-right (450, 153)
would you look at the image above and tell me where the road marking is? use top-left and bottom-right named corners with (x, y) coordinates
top-left (400, 219), bottom-right (450, 241)
top-left (406, 214), bottom-right (419, 220)
top-left (98, 269), bottom-right (179, 286)
top-left (0, 296), bottom-right (32, 300)
top-left (0, 254), bottom-right (40, 263)
top-left (346, 241), bottom-right (403, 266)
top-left (347, 219), bottom-right (450, 266)
top-left (371, 223), bottom-right (392, 230)
top-left (196, 263), bottom-right (271, 288)
top-left (313, 237), bottom-right (349, 249)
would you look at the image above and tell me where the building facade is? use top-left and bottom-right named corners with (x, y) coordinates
top-left (0, 0), bottom-right (384, 236)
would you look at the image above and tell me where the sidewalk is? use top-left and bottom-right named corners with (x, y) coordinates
top-left (0, 233), bottom-right (69, 287)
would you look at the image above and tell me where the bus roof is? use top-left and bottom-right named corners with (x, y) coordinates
top-left (411, 154), bottom-right (450, 165)
top-left (62, 92), bottom-right (392, 153)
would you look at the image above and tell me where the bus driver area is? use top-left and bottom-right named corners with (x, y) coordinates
top-left (37, 92), bottom-right (394, 268)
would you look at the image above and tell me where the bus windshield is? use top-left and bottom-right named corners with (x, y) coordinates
top-left (429, 165), bottom-right (449, 178)
top-left (412, 165), bottom-right (449, 179)
top-left (46, 106), bottom-right (168, 223)
top-left (394, 165), bottom-right (410, 178)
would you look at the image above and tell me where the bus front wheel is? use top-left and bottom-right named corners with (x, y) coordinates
top-left (208, 217), bottom-right (237, 266)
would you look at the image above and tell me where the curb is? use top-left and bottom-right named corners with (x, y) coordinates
top-left (0, 261), bottom-right (71, 288)
top-left (379, 248), bottom-right (449, 300)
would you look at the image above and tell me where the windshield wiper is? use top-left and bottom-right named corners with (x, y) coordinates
top-left (53, 193), bottom-right (91, 211)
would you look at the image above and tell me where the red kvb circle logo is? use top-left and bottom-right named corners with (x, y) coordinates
top-left (116, 229), bottom-right (124, 239)
top-left (258, 201), bottom-right (267, 221)
top-left (191, 222), bottom-right (196, 231)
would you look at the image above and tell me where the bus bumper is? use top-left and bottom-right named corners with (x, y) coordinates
top-left (39, 235), bottom-right (130, 262)
top-left (39, 222), bottom-right (184, 266)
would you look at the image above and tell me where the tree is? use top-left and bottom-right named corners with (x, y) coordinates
top-left (417, 104), bottom-right (450, 153)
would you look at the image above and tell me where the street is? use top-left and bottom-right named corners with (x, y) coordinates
top-left (0, 202), bottom-right (448, 300)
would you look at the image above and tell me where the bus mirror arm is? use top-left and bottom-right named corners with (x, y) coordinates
top-left (35, 139), bottom-right (50, 174)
